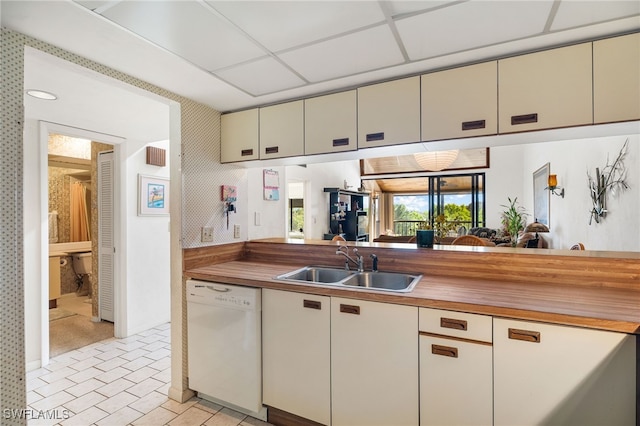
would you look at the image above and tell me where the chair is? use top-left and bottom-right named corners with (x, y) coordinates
top-left (451, 235), bottom-right (493, 246)
top-left (570, 243), bottom-right (585, 250)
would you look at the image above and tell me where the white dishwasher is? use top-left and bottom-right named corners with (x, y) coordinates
top-left (187, 280), bottom-right (266, 420)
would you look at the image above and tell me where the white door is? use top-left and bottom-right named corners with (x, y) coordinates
top-left (98, 151), bottom-right (114, 322)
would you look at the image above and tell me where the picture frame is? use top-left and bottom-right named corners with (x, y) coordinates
top-left (138, 174), bottom-right (169, 216)
top-left (533, 163), bottom-right (550, 228)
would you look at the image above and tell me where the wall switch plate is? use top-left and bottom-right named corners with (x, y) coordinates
top-left (234, 224), bottom-right (240, 238)
top-left (201, 227), bottom-right (213, 242)
top-left (254, 212), bottom-right (261, 226)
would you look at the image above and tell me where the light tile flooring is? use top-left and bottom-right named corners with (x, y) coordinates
top-left (28, 323), bottom-right (271, 426)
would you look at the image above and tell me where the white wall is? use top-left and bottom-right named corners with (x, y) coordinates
top-left (23, 119), bottom-right (44, 370)
top-left (124, 140), bottom-right (171, 335)
top-left (484, 144), bottom-right (526, 231)
top-left (518, 134), bottom-right (639, 251)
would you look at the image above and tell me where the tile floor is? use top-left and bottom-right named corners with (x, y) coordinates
top-left (27, 322), bottom-right (272, 426)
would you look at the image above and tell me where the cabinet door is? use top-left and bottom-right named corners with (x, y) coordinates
top-left (422, 62), bottom-right (497, 141)
top-left (262, 289), bottom-right (330, 424)
top-left (420, 335), bottom-right (492, 426)
top-left (305, 90), bottom-right (357, 155)
top-left (357, 76), bottom-right (421, 148)
top-left (221, 109), bottom-right (259, 163)
top-left (498, 43), bottom-right (593, 133)
top-left (331, 297), bottom-right (418, 426)
top-left (494, 318), bottom-right (636, 426)
top-left (259, 100), bottom-right (304, 159)
top-left (594, 33), bottom-right (640, 124)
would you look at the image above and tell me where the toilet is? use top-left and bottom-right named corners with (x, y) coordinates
top-left (72, 252), bottom-right (92, 275)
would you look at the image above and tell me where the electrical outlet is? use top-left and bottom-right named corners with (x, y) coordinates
top-left (201, 227), bottom-right (213, 242)
top-left (234, 224), bottom-right (240, 239)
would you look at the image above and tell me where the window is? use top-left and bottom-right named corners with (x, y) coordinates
top-left (391, 173), bottom-right (485, 237)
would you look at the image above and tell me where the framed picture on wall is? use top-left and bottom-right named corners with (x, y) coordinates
top-left (533, 163), bottom-right (550, 228)
top-left (138, 174), bottom-right (170, 216)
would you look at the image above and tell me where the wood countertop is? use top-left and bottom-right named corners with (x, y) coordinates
top-left (186, 259), bottom-right (640, 335)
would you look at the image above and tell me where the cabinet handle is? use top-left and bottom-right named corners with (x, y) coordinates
top-left (366, 132), bottom-right (385, 142)
top-left (332, 138), bottom-right (349, 147)
top-left (508, 328), bottom-right (541, 343)
top-left (440, 317), bottom-right (468, 331)
top-left (340, 304), bottom-right (360, 315)
top-left (461, 120), bottom-right (486, 131)
top-left (265, 146), bottom-right (279, 154)
top-left (511, 113), bottom-right (538, 125)
top-left (303, 299), bottom-right (321, 310)
top-left (240, 149), bottom-right (254, 156)
top-left (431, 344), bottom-right (458, 358)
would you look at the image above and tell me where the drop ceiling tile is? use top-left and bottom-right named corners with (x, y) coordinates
top-left (208, 0), bottom-right (385, 52)
top-left (551, 1), bottom-right (640, 31)
top-left (278, 25), bottom-right (405, 82)
top-left (98, 1), bottom-right (265, 71)
top-left (386, 1), bottom-right (459, 16)
top-left (215, 57), bottom-right (306, 96)
top-left (395, 1), bottom-right (554, 60)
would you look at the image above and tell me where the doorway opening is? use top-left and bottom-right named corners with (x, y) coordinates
top-left (47, 132), bottom-right (115, 357)
top-left (287, 181), bottom-right (305, 239)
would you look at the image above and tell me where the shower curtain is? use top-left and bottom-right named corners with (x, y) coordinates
top-left (70, 182), bottom-right (90, 242)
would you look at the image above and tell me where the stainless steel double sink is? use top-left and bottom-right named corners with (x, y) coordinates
top-left (275, 266), bottom-right (422, 293)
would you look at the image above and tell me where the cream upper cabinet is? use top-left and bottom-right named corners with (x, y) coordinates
top-left (331, 297), bottom-right (418, 426)
top-left (262, 289), bottom-right (330, 425)
top-left (593, 33), bottom-right (640, 124)
top-left (259, 100), bottom-right (304, 159)
top-left (421, 62), bottom-right (498, 141)
top-left (494, 318), bottom-right (636, 426)
top-left (498, 43), bottom-right (593, 133)
top-left (305, 90), bottom-right (357, 155)
top-left (357, 76), bottom-right (421, 149)
top-left (220, 109), bottom-right (259, 163)
top-left (419, 308), bottom-right (493, 426)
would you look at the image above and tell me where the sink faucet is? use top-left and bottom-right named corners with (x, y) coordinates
top-left (336, 245), bottom-right (364, 272)
top-left (370, 253), bottom-right (378, 272)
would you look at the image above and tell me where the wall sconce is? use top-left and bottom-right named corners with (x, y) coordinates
top-left (547, 174), bottom-right (565, 198)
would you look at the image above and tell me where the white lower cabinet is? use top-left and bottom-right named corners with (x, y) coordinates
top-left (331, 297), bottom-right (419, 426)
top-left (494, 318), bottom-right (636, 426)
top-left (262, 289), bottom-right (331, 425)
top-left (419, 308), bottom-right (493, 426)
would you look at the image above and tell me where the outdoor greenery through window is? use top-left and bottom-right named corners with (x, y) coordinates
top-left (393, 173), bottom-right (485, 238)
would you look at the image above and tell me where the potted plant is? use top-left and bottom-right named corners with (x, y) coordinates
top-left (501, 197), bottom-right (528, 247)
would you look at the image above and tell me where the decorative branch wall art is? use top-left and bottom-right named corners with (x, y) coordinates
top-left (588, 138), bottom-right (629, 225)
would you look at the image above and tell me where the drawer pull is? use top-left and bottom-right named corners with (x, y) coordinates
top-left (265, 146), bottom-right (279, 154)
top-left (240, 149), bottom-right (254, 156)
top-left (508, 328), bottom-right (541, 343)
top-left (440, 317), bottom-right (468, 331)
top-left (340, 304), bottom-right (360, 315)
top-left (332, 138), bottom-right (349, 147)
top-left (432, 344), bottom-right (458, 358)
top-left (303, 300), bottom-right (321, 310)
top-left (511, 113), bottom-right (538, 125)
top-left (366, 132), bottom-right (385, 142)
top-left (461, 119), bottom-right (486, 131)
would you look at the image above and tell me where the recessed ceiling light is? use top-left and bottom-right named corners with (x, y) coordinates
top-left (26, 90), bottom-right (58, 100)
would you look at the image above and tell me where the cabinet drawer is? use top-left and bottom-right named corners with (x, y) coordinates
top-left (419, 308), bottom-right (492, 342)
